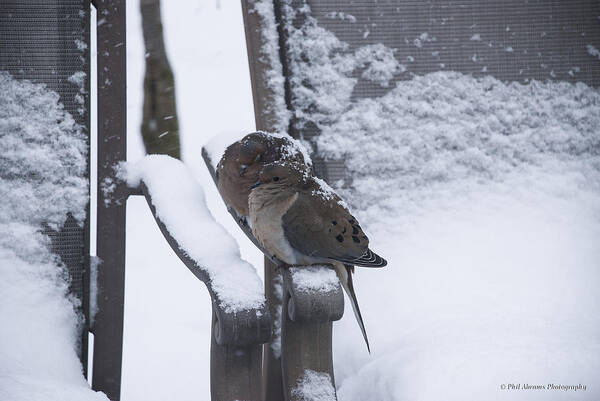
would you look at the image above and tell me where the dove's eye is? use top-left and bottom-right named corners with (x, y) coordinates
top-left (273, 176), bottom-right (280, 182)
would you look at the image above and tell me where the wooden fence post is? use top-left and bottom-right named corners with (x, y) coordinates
top-left (93, 1), bottom-right (127, 399)
top-left (281, 269), bottom-right (343, 401)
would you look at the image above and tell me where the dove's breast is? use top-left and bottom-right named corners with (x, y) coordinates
top-left (249, 190), bottom-right (299, 264)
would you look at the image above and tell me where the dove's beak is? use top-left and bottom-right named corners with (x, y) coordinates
top-left (239, 164), bottom-right (248, 176)
top-left (250, 181), bottom-right (261, 190)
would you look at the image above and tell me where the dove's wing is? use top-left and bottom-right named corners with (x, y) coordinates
top-left (282, 189), bottom-right (386, 267)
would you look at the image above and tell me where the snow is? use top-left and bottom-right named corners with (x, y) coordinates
top-left (290, 266), bottom-right (340, 294)
top-left (282, 5), bottom-right (354, 128)
top-left (269, 131), bottom-right (314, 167)
top-left (316, 72), bottom-right (600, 218)
top-left (88, 256), bottom-right (100, 327)
top-left (334, 181), bottom-right (600, 400)
top-left (68, 71), bottom-right (87, 115)
top-left (0, 249), bottom-right (106, 401)
top-left (280, 2), bottom-right (406, 130)
top-left (324, 11), bottom-right (356, 24)
top-left (586, 44), bottom-right (600, 60)
top-left (311, 176), bottom-right (349, 210)
top-left (251, 0), bottom-right (291, 133)
top-left (124, 155), bottom-right (265, 312)
top-left (270, 272), bottom-right (284, 358)
top-left (291, 370), bottom-right (336, 401)
top-left (0, 73), bottom-right (104, 400)
top-left (413, 32), bottom-right (436, 48)
top-left (100, 175), bottom-right (117, 206)
top-left (68, 71), bottom-right (86, 88)
top-left (313, 72), bottom-right (600, 401)
top-left (353, 44), bottom-right (404, 87)
top-left (0, 73), bottom-right (88, 233)
top-left (75, 39), bottom-right (88, 51)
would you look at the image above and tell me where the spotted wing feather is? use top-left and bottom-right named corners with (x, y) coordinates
top-left (282, 189), bottom-right (385, 267)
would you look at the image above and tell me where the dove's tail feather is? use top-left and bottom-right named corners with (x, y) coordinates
top-left (342, 249), bottom-right (387, 268)
top-left (334, 263), bottom-right (371, 353)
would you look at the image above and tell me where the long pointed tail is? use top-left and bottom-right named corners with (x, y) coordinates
top-left (334, 263), bottom-right (370, 353)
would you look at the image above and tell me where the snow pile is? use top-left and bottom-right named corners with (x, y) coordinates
top-left (291, 370), bottom-right (336, 401)
top-left (0, 73), bottom-right (105, 401)
top-left (316, 72), bottom-right (600, 224)
top-left (124, 155), bottom-right (265, 312)
top-left (0, 250), bottom-right (106, 401)
top-left (290, 266), bottom-right (339, 294)
top-left (353, 44), bottom-right (404, 87)
top-left (277, 1), bottom-right (405, 130)
top-left (0, 72), bottom-right (88, 243)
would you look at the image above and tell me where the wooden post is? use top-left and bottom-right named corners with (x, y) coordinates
top-left (93, 1), bottom-right (127, 400)
top-left (280, 268), bottom-right (343, 401)
top-left (240, 0), bottom-right (345, 397)
top-left (263, 260), bottom-right (285, 401)
top-left (209, 307), bottom-right (264, 401)
top-left (82, 1), bottom-right (92, 377)
top-left (240, 2), bottom-right (287, 398)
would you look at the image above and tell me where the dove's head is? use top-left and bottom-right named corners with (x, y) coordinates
top-left (251, 161), bottom-right (309, 191)
top-left (236, 132), bottom-right (309, 177)
top-left (217, 132), bottom-right (311, 216)
top-left (238, 134), bottom-right (267, 166)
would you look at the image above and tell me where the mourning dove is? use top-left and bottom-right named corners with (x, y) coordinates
top-left (248, 161), bottom-right (387, 351)
top-left (216, 131), bottom-right (310, 217)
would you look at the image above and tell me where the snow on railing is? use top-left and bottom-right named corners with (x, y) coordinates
top-left (291, 370), bottom-right (336, 401)
top-left (123, 154), bottom-right (266, 314)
